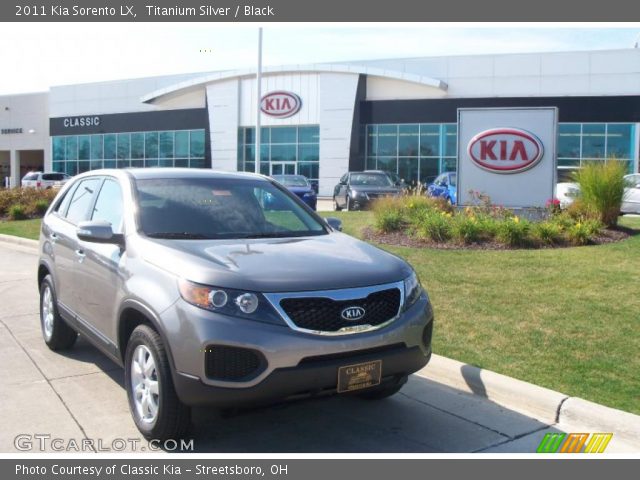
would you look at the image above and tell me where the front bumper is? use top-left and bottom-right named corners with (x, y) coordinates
top-left (162, 294), bottom-right (433, 408)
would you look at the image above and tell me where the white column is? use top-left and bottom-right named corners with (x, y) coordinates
top-left (634, 123), bottom-right (640, 174)
top-left (10, 150), bottom-right (20, 189)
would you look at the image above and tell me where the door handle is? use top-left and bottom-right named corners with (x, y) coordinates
top-left (50, 233), bottom-right (58, 242)
top-left (75, 249), bottom-right (86, 262)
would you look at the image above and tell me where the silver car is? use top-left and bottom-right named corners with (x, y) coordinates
top-left (38, 169), bottom-right (433, 440)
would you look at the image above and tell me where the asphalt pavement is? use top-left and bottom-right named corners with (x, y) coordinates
top-left (0, 242), bottom-right (636, 453)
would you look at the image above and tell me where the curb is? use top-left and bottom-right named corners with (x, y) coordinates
top-left (0, 234), bottom-right (638, 443)
top-left (417, 355), bottom-right (640, 443)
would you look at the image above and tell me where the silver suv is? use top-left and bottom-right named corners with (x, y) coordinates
top-left (38, 169), bottom-right (433, 440)
top-left (22, 171), bottom-right (71, 189)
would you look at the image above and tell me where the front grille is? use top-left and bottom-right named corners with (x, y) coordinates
top-left (280, 288), bottom-right (401, 332)
top-left (204, 345), bottom-right (265, 381)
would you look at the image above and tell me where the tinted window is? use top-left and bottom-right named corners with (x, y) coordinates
top-left (42, 173), bottom-right (65, 181)
top-left (449, 173), bottom-right (457, 187)
top-left (135, 177), bottom-right (326, 239)
top-left (23, 173), bottom-right (39, 181)
top-left (65, 178), bottom-right (101, 224)
top-left (350, 173), bottom-right (393, 187)
top-left (92, 179), bottom-right (124, 233)
top-left (55, 183), bottom-right (79, 216)
top-left (273, 175), bottom-right (309, 187)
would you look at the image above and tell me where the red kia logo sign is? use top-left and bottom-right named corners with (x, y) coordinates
top-left (468, 128), bottom-right (544, 174)
top-left (260, 91), bottom-right (302, 118)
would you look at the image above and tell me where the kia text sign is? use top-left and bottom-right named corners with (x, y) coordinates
top-left (457, 108), bottom-right (557, 208)
top-left (468, 128), bottom-right (544, 173)
top-left (260, 91), bottom-right (302, 118)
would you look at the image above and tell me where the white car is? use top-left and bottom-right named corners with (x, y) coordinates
top-left (622, 174), bottom-right (640, 214)
top-left (21, 171), bottom-right (71, 190)
top-left (556, 182), bottom-right (580, 209)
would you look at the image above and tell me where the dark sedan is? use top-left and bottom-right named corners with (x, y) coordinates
top-left (272, 175), bottom-right (317, 210)
top-left (333, 172), bottom-right (401, 211)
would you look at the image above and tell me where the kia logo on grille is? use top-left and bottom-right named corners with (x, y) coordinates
top-left (341, 306), bottom-right (366, 321)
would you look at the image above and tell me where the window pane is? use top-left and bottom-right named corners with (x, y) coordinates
top-left (65, 162), bottom-right (78, 176)
top-left (443, 124), bottom-right (458, 157)
top-left (117, 134), bottom-right (130, 160)
top-left (90, 160), bottom-right (103, 170)
top-left (117, 158), bottom-right (130, 169)
top-left (606, 124), bottom-right (633, 159)
top-left (190, 130), bottom-right (205, 158)
top-left (270, 127), bottom-right (296, 144)
top-left (145, 158), bottom-right (159, 167)
top-left (91, 135), bottom-right (103, 160)
top-left (442, 158), bottom-right (457, 172)
top-left (53, 161), bottom-right (63, 173)
top-left (298, 162), bottom-right (319, 180)
top-left (558, 159), bottom-right (581, 168)
top-left (159, 158), bottom-right (174, 168)
top-left (92, 179), bottom-right (124, 233)
top-left (53, 137), bottom-right (65, 161)
top-left (174, 158), bottom-right (189, 168)
top-left (159, 132), bottom-right (174, 158)
top-left (104, 134), bottom-right (116, 159)
top-left (66, 178), bottom-right (100, 224)
top-left (260, 127), bottom-right (270, 144)
top-left (145, 132), bottom-right (158, 159)
top-left (271, 145), bottom-right (296, 162)
top-left (420, 158), bottom-right (439, 184)
top-left (398, 125), bottom-right (419, 156)
top-left (377, 125), bottom-right (398, 156)
top-left (65, 136), bottom-right (78, 161)
top-left (298, 144), bottom-right (319, 162)
top-left (78, 136), bottom-right (90, 161)
top-left (259, 162), bottom-right (269, 175)
top-left (131, 133), bottom-right (144, 159)
top-left (398, 157), bottom-right (419, 185)
top-left (366, 157), bottom-right (377, 170)
top-left (376, 156), bottom-right (397, 173)
top-left (244, 144), bottom-right (255, 163)
top-left (558, 124), bottom-right (581, 159)
top-left (420, 124), bottom-right (440, 157)
top-left (175, 131), bottom-right (189, 157)
top-left (582, 124), bottom-right (606, 159)
top-left (367, 125), bottom-right (378, 156)
top-left (298, 126), bottom-right (319, 143)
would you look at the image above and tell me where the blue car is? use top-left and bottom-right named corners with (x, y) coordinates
top-left (426, 172), bottom-right (457, 205)
top-left (272, 175), bottom-right (318, 210)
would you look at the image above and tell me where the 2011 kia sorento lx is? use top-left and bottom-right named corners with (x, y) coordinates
top-left (37, 169), bottom-right (434, 440)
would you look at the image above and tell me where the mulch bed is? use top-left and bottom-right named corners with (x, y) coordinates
top-left (362, 225), bottom-right (633, 251)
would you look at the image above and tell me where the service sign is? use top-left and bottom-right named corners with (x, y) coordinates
top-left (468, 128), bottom-right (544, 174)
top-left (457, 108), bottom-right (557, 208)
top-left (260, 91), bottom-right (302, 118)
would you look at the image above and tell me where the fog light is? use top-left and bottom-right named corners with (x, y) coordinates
top-left (235, 293), bottom-right (259, 314)
top-left (209, 290), bottom-right (228, 308)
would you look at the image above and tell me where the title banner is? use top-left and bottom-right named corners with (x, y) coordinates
top-left (4, 0), bottom-right (640, 21)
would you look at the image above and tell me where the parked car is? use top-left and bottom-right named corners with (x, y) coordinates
top-left (333, 171), bottom-right (402, 211)
top-left (425, 172), bottom-right (457, 205)
top-left (22, 171), bottom-right (71, 189)
top-left (622, 174), bottom-right (640, 214)
top-left (271, 174), bottom-right (317, 210)
top-left (38, 169), bottom-right (433, 440)
top-left (556, 182), bottom-right (581, 209)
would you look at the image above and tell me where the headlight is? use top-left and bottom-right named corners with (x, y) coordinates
top-left (352, 190), bottom-right (368, 200)
top-left (303, 192), bottom-right (316, 198)
top-left (178, 279), bottom-right (283, 325)
top-left (403, 270), bottom-right (425, 310)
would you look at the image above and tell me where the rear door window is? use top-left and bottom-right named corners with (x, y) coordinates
top-left (91, 179), bottom-right (124, 233)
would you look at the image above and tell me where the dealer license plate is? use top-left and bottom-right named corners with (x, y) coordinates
top-left (337, 360), bottom-right (382, 393)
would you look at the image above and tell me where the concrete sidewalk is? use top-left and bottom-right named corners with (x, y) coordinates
top-left (0, 239), bottom-right (637, 453)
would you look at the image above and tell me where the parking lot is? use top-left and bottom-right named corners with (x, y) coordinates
top-left (0, 241), bottom-right (636, 453)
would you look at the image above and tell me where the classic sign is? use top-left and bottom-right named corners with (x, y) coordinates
top-left (467, 128), bottom-right (544, 174)
top-left (260, 91), bottom-right (302, 118)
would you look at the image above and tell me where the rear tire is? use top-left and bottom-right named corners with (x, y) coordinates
top-left (356, 376), bottom-right (407, 400)
top-left (39, 275), bottom-right (77, 351)
top-left (333, 196), bottom-right (342, 211)
top-left (125, 325), bottom-right (191, 441)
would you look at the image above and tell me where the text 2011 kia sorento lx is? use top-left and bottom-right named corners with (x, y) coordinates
top-left (38, 169), bottom-right (433, 440)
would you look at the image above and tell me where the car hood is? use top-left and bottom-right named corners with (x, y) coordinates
top-left (287, 186), bottom-right (315, 195)
top-left (138, 232), bottom-right (411, 293)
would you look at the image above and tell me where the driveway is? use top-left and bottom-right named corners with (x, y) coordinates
top-left (0, 242), bottom-right (632, 453)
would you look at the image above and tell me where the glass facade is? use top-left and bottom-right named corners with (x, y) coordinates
top-left (365, 124), bottom-right (457, 185)
top-left (237, 125), bottom-right (320, 184)
top-left (52, 129), bottom-right (206, 175)
top-left (366, 122), bottom-right (637, 184)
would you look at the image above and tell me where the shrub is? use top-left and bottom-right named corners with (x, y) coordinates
top-left (532, 221), bottom-right (563, 246)
top-left (572, 160), bottom-right (627, 227)
top-left (8, 204), bottom-right (27, 220)
top-left (416, 211), bottom-right (452, 242)
top-left (451, 215), bottom-right (483, 244)
top-left (0, 188), bottom-right (57, 218)
top-left (496, 216), bottom-right (531, 247)
top-left (565, 198), bottom-right (598, 222)
top-left (375, 209), bottom-right (404, 233)
top-left (567, 222), bottom-right (591, 246)
top-left (33, 199), bottom-right (50, 215)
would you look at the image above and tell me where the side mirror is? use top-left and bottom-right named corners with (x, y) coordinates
top-left (325, 217), bottom-right (343, 232)
top-left (77, 220), bottom-right (125, 247)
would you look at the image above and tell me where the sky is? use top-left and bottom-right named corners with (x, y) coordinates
top-left (1, 24), bottom-right (639, 94)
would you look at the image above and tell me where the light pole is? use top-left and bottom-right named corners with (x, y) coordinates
top-left (255, 28), bottom-right (263, 174)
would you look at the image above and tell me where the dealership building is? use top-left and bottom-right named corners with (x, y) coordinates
top-left (1, 48), bottom-right (639, 195)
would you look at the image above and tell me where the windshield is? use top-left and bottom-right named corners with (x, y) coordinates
top-left (350, 173), bottom-right (393, 187)
top-left (134, 177), bottom-right (327, 240)
top-left (449, 173), bottom-right (457, 187)
top-left (273, 175), bottom-right (309, 187)
top-left (23, 173), bottom-right (39, 181)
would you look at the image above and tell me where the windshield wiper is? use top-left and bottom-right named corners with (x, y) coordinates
top-left (146, 232), bottom-right (215, 239)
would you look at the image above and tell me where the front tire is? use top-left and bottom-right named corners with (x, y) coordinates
top-left (39, 275), bottom-right (77, 350)
top-left (333, 196), bottom-right (342, 211)
top-left (125, 325), bottom-right (191, 441)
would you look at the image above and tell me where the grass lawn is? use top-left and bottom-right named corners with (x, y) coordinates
top-left (324, 212), bottom-right (640, 415)
top-left (0, 218), bottom-right (42, 240)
